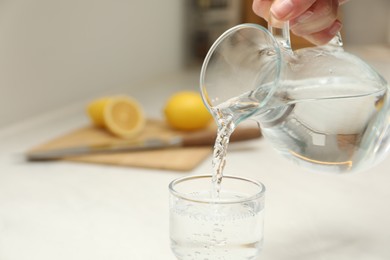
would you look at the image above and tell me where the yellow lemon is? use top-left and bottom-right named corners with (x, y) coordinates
top-left (87, 95), bottom-right (145, 138)
top-left (164, 91), bottom-right (212, 131)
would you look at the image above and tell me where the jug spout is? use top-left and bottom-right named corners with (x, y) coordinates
top-left (200, 23), bottom-right (282, 122)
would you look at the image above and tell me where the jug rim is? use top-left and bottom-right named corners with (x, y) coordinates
top-left (200, 23), bottom-right (283, 118)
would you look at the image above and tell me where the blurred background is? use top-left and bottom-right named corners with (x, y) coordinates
top-left (0, 0), bottom-right (389, 128)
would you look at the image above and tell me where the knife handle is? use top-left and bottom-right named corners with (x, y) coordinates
top-left (181, 127), bottom-right (261, 147)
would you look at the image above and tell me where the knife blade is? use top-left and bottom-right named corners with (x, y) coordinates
top-left (26, 126), bottom-right (261, 161)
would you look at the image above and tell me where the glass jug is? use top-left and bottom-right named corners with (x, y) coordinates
top-left (200, 23), bottom-right (390, 173)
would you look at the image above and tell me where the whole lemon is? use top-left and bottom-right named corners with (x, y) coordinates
top-left (164, 91), bottom-right (212, 131)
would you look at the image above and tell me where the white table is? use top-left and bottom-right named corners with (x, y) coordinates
top-left (1, 46), bottom-right (390, 260)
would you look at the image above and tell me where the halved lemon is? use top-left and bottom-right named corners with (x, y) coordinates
top-left (87, 96), bottom-right (145, 138)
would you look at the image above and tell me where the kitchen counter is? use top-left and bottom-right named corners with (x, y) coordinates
top-left (1, 46), bottom-right (390, 260)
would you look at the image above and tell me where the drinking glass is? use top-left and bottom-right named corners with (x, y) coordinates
top-left (169, 175), bottom-right (266, 260)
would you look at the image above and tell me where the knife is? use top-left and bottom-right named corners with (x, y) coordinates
top-left (26, 127), bottom-right (261, 161)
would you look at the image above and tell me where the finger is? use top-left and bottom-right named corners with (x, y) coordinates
top-left (290, 0), bottom-right (339, 36)
top-left (252, 0), bottom-right (273, 21)
top-left (304, 19), bottom-right (342, 45)
top-left (271, 0), bottom-right (316, 21)
top-left (339, 0), bottom-right (350, 5)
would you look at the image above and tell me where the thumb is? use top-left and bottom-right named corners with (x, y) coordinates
top-left (252, 0), bottom-right (273, 21)
top-left (271, 0), bottom-right (316, 20)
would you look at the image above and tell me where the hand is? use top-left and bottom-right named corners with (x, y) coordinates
top-left (252, 0), bottom-right (350, 45)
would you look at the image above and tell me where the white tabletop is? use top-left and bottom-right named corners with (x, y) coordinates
top-left (1, 46), bottom-right (390, 260)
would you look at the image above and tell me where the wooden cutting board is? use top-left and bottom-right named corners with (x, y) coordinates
top-left (28, 119), bottom-right (213, 171)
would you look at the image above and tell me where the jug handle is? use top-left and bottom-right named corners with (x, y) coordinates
top-left (268, 19), bottom-right (344, 51)
top-left (268, 18), bottom-right (293, 54)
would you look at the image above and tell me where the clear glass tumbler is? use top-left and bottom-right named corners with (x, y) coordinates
top-left (169, 175), bottom-right (266, 260)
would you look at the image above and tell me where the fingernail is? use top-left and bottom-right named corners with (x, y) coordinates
top-left (296, 11), bottom-right (314, 23)
top-left (269, 15), bottom-right (285, 28)
top-left (329, 21), bottom-right (342, 35)
top-left (271, 0), bottom-right (294, 19)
